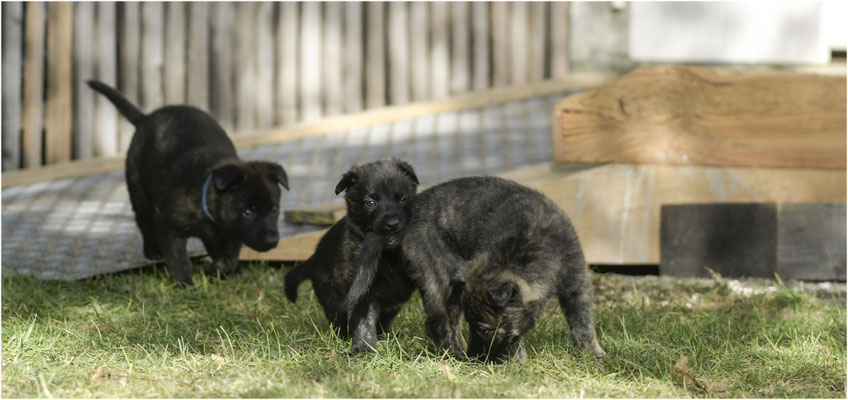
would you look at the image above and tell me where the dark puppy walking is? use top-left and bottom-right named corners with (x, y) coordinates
top-left (285, 158), bottom-right (418, 354)
top-left (400, 176), bottom-right (605, 362)
top-left (88, 81), bottom-right (289, 286)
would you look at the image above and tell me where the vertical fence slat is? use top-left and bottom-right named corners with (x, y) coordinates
top-left (276, 2), bottom-right (298, 125)
top-left (187, 2), bottom-right (209, 111)
top-left (22, 2), bottom-right (45, 168)
top-left (430, 2), bottom-right (450, 99)
top-left (323, 2), bottom-right (343, 117)
top-left (2, 2), bottom-right (23, 170)
top-left (528, 2), bottom-right (546, 81)
top-left (388, 2), bottom-right (409, 104)
top-left (73, 2), bottom-right (94, 160)
top-left (365, 2), bottom-right (385, 108)
top-left (300, 2), bottom-right (322, 121)
top-left (509, 2), bottom-right (528, 85)
top-left (164, 2), bottom-right (186, 105)
top-left (211, 2), bottom-right (233, 132)
top-left (409, 2), bottom-right (429, 101)
top-left (235, 3), bottom-right (257, 131)
top-left (255, 2), bottom-right (274, 127)
top-left (95, 2), bottom-right (118, 157)
top-left (450, 2), bottom-right (470, 94)
top-left (45, 2), bottom-right (73, 164)
top-left (491, 2), bottom-right (509, 87)
top-left (342, 2), bottom-right (363, 113)
top-left (141, 3), bottom-right (164, 112)
top-left (118, 2), bottom-right (140, 152)
top-left (471, 2), bottom-right (489, 91)
top-left (550, 2), bottom-right (570, 79)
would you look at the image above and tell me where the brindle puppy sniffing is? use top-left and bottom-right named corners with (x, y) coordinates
top-left (88, 81), bottom-right (289, 286)
top-left (285, 158), bottom-right (418, 354)
top-left (400, 176), bottom-right (605, 362)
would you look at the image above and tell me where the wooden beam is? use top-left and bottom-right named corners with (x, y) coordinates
top-left (449, 2), bottom-right (470, 94)
top-left (245, 162), bottom-right (846, 263)
top-left (342, 2), bottom-right (363, 113)
top-left (1, 73), bottom-right (615, 188)
top-left (210, 2), bottom-right (234, 131)
top-left (164, 2), bottom-right (186, 104)
top-left (388, 2), bottom-right (410, 105)
top-left (430, 2), bottom-right (450, 99)
top-left (118, 2), bottom-right (140, 152)
top-left (44, 2), bottom-right (73, 165)
top-left (73, 2), bottom-right (95, 160)
top-left (2, 2), bottom-right (23, 171)
top-left (95, 2), bottom-right (118, 157)
top-left (276, 2), bottom-right (298, 125)
top-left (322, 2), bottom-right (343, 117)
top-left (255, 1), bottom-right (274, 127)
top-left (22, 2), bottom-right (45, 168)
top-left (240, 230), bottom-right (326, 262)
top-left (186, 2), bottom-right (209, 111)
top-left (553, 66), bottom-right (847, 169)
top-left (365, 2), bottom-right (386, 108)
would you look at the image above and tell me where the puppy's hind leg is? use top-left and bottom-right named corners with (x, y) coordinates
top-left (557, 262), bottom-right (605, 358)
top-left (127, 183), bottom-right (161, 259)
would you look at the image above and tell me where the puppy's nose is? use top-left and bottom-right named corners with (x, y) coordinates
top-left (264, 231), bottom-right (279, 244)
top-left (384, 217), bottom-right (401, 231)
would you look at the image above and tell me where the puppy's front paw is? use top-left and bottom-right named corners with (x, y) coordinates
top-left (143, 242), bottom-right (162, 259)
top-left (172, 278), bottom-right (194, 289)
top-left (349, 340), bottom-right (377, 355)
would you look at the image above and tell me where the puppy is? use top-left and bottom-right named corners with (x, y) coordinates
top-left (400, 176), bottom-right (605, 362)
top-left (88, 81), bottom-right (288, 286)
top-left (285, 158), bottom-right (418, 354)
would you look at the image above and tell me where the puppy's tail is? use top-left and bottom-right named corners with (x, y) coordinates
top-left (86, 80), bottom-right (145, 125)
top-left (284, 261), bottom-right (312, 303)
top-left (341, 233), bottom-right (385, 313)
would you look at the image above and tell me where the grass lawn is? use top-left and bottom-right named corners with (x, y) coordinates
top-left (2, 263), bottom-right (845, 398)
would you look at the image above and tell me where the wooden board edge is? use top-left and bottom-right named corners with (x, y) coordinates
top-left (1, 73), bottom-right (615, 188)
top-left (239, 229), bottom-right (327, 261)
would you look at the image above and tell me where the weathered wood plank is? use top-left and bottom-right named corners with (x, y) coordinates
top-left (284, 202), bottom-right (347, 226)
top-left (450, 2), bottom-right (470, 94)
top-left (118, 2), bottom-right (140, 152)
top-left (2, 2), bottom-right (23, 170)
top-left (164, 2), bottom-right (186, 104)
top-left (95, 2), bottom-right (118, 157)
top-left (240, 230), bottom-right (326, 262)
top-left (365, 2), bottom-right (386, 108)
top-left (549, 2), bottom-right (570, 79)
top-left (300, 2), bottom-right (322, 121)
top-left (22, 2), bottom-right (45, 168)
top-left (553, 66), bottom-right (848, 168)
top-left (141, 3), bottom-right (164, 111)
top-left (430, 2), bottom-right (450, 99)
top-left (528, 2), bottom-right (546, 81)
top-left (210, 2), bottom-right (234, 132)
top-left (255, 1), bottom-right (274, 127)
top-left (187, 2), bottom-right (209, 110)
top-left (388, 2), bottom-right (410, 105)
top-left (509, 1), bottom-right (528, 85)
top-left (342, 2), bottom-right (363, 113)
top-left (409, 2), bottom-right (429, 101)
top-left (2, 74), bottom-right (615, 188)
top-left (73, 2), bottom-right (95, 160)
top-left (491, 2), bottom-right (509, 87)
top-left (44, 2), bottom-right (73, 165)
top-left (276, 2), bottom-right (298, 125)
top-left (235, 2), bottom-right (257, 131)
top-left (471, 2), bottom-right (489, 91)
top-left (322, 2), bottom-right (343, 117)
top-left (246, 163), bottom-right (846, 263)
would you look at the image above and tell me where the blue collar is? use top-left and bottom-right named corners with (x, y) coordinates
top-left (202, 174), bottom-right (215, 223)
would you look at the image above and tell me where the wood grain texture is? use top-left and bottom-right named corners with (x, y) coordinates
top-left (300, 2), bottom-right (322, 121)
top-left (509, 1), bottom-right (528, 85)
top-left (322, 2), bottom-right (343, 117)
top-left (471, 2), bottom-right (489, 91)
top-left (409, 2), bottom-right (429, 101)
top-left (73, 2), bottom-right (95, 160)
top-left (141, 3), bottom-right (164, 112)
top-left (388, 2), bottom-right (410, 105)
top-left (210, 2), bottom-right (234, 131)
top-left (187, 2), bottom-right (209, 111)
top-left (365, 2), bottom-right (386, 108)
top-left (255, 1), bottom-right (274, 127)
top-left (276, 2), bottom-right (299, 125)
top-left (430, 2), bottom-right (450, 99)
top-left (342, 2), bottom-right (363, 113)
top-left (491, 2), bottom-right (509, 87)
top-left (44, 2), bottom-right (73, 164)
top-left (22, 2), bottom-right (45, 168)
top-left (235, 3), bottom-right (257, 131)
top-left (2, 73), bottom-right (615, 188)
top-left (528, 2), bottom-right (546, 82)
top-left (450, 2), bottom-right (470, 94)
top-left (244, 163), bottom-right (845, 263)
top-left (549, 2), bottom-right (570, 79)
top-left (553, 66), bottom-right (848, 168)
top-left (2, 2), bottom-right (23, 170)
top-left (95, 2), bottom-right (118, 157)
top-left (118, 2), bottom-right (140, 152)
top-left (164, 2), bottom-right (186, 104)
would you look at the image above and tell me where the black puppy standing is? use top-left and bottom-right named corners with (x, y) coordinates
top-left (88, 81), bottom-right (289, 286)
top-left (285, 159), bottom-right (418, 354)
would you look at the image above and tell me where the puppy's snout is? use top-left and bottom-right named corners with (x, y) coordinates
top-left (264, 231), bottom-right (279, 245)
top-left (384, 217), bottom-right (401, 231)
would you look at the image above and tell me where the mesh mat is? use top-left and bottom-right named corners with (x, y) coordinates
top-left (1, 94), bottom-right (565, 280)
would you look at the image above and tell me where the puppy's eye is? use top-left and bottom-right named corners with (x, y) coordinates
top-left (365, 200), bottom-right (377, 208)
top-left (242, 208), bottom-right (256, 218)
top-left (478, 327), bottom-right (493, 336)
top-left (399, 195), bottom-right (408, 203)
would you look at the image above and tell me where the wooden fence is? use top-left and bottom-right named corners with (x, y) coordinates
top-left (1, 1), bottom-right (575, 172)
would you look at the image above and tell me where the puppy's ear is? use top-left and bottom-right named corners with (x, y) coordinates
top-left (395, 159), bottom-right (419, 185)
top-left (334, 171), bottom-right (357, 195)
top-left (211, 164), bottom-right (246, 191)
top-left (488, 281), bottom-right (520, 309)
top-left (261, 162), bottom-right (289, 190)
